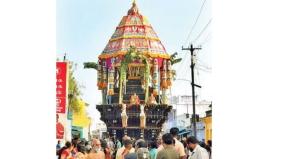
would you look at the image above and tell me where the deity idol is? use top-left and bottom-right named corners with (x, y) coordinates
top-left (140, 104), bottom-right (146, 129)
top-left (121, 104), bottom-right (128, 128)
top-left (130, 93), bottom-right (140, 105)
top-left (147, 93), bottom-right (157, 105)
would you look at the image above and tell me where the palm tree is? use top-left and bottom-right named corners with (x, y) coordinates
top-left (83, 62), bottom-right (98, 70)
top-left (169, 52), bottom-right (182, 80)
top-left (170, 52), bottom-right (182, 65)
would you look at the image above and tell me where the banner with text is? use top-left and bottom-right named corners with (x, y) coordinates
top-left (56, 62), bottom-right (68, 140)
top-left (56, 62), bottom-right (67, 114)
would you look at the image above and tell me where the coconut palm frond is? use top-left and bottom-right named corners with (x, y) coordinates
top-left (171, 58), bottom-right (182, 65)
top-left (83, 62), bottom-right (98, 70)
top-left (170, 52), bottom-right (182, 65)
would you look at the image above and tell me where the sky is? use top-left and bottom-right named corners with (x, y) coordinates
top-left (57, 0), bottom-right (212, 130)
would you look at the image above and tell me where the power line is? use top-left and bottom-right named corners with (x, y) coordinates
top-left (193, 18), bottom-right (212, 44)
top-left (196, 64), bottom-right (212, 70)
top-left (196, 58), bottom-right (212, 72)
top-left (176, 52), bottom-right (189, 78)
top-left (196, 66), bottom-right (212, 73)
top-left (198, 32), bottom-right (211, 46)
top-left (196, 67), bottom-right (201, 101)
top-left (196, 56), bottom-right (209, 66)
top-left (184, 0), bottom-right (208, 45)
top-left (174, 56), bottom-right (188, 88)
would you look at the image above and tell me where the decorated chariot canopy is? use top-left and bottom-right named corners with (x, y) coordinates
top-left (99, 1), bottom-right (170, 60)
top-left (96, 1), bottom-right (173, 105)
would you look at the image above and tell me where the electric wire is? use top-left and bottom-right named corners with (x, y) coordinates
top-left (198, 32), bottom-right (212, 46)
top-left (192, 18), bottom-right (212, 44)
top-left (184, 0), bottom-right (208, 45)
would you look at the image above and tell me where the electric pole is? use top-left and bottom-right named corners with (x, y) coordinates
top-left (182, 44), bottom-right (201, 138)
top-left (63, 52), bottom-right (67, 61)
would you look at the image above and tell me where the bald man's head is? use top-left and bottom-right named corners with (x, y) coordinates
top-left (92, 139), bottom-right (101, 148)
top-left (123, 135), bottom-right (130, 140)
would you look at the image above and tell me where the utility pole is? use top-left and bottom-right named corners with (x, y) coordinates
top-left (182, 44), bottom-right (201, 138)
top-left (63, 52), bottom-right (67, 61)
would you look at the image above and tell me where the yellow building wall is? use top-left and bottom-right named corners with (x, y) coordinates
top-left (203, 116), bottom-right (212, 143)
top-left (72, 99), bottom-right (91, 128)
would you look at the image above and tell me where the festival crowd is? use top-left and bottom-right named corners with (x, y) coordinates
top-left (56, 127), bottom-right (212, 159)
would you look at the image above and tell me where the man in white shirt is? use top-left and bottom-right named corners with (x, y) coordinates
top-left (186, 136), bottom-right (209, 159)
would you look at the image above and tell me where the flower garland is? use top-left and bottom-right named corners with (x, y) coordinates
top-left (99, 51), bottom-right (170, 59)
top-left (102, 60), bottom-right (108, 89)
top-left (107, 63), bottom-right (115, 96)
top-left (144, 58), bottom-right (150, 103)
top-left (97, 60), bottom-right (103, 90)
top-left (161, 59), bottom-right (168, 89)
top-left (152, 58), bottom-right (159, 96)
top-left (167, 60), bottom-right (172, 87)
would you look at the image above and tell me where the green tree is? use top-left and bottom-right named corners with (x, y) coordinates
top-left (68, 63), bottom-right (81, 113)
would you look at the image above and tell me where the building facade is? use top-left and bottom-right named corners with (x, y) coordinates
top-left (166, 95), bottom-right (211, 141)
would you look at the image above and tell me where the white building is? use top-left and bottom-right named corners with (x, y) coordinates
top-left (164, 95), bottom-right (211, 136)
top-left (170, 95), bottom-right (211, 118)
top-left (92, 122), bottom-right (107, 138)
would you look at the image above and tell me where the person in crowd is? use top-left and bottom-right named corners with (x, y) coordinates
top-left (86, 139), bottom-right (105, 159)
top-left (75, 142), bottom-right (87, 159)
top-left (156, 136), bottom-right (163, 152)
top-left (72, 137), bottom-right (80, 144)
top-left (203, 140), bottom-right (211, 159)
top-left (72, 137), bottom-right (80, 156)
top-left (116, 136), bottom-right (135, 159)
top-left (85, 141), bottom-right (92, 154)
top-left (116, 138), bottom-right (122, 149)
top-left (136, 139), bottom-right (150, 159)
top-left (56, 114), bottom-right (64, 139)
top-left (118, 139), bottom-right (134, 159)
top-left (186, 136), bottom-right (209, 159)
top-left (149, 141), bottom-right (158, 159)
top-left (134, 139), bottom-right (144, 150)
top-left (57, 140), bottom-right (62, 155)
top-left (207, 140), bottom-right (211, 148)
top-left (107, 137), bottom-right (115, 152)
top-left (113, 138), bottom-right (121, 158)
top-left (101, 139), bottom-right (112, 159)
top-left (181, 140), bottom-right (187, 150)
top-left (156, 133), bottom-right (179, 159)
top-left (59, 141), bottom-right (75, 159)
top-left (110, 137), bottom-right (117, 157)
top-left (158, 127), bottom-right (186, 159)
top-left (199, 142), bottom-right (206, 149)
top-left (169, 127), bottom-right (186, 159)
top-left (124, 153), bottom-right (138, 159)
top-left (181, 139), bottom-right (191, 158)
top-left (204, 145), bottom-right (211, 159)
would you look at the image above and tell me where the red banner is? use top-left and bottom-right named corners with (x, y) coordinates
top-left (56, 62), bottom-right (67, 114)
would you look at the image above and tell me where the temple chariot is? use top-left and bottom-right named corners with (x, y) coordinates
top-left (95, 1), bottom-right (175, 142)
